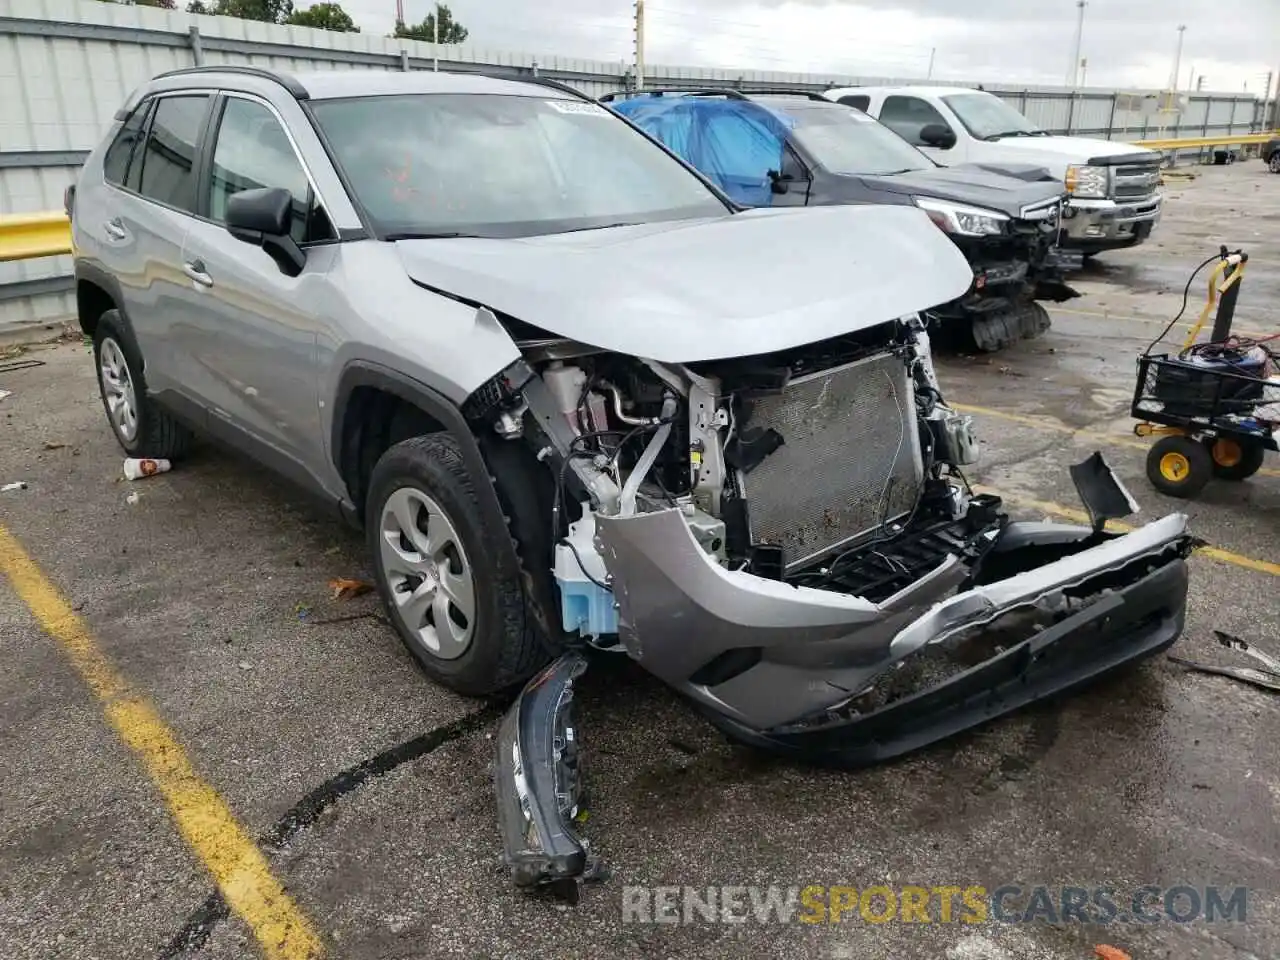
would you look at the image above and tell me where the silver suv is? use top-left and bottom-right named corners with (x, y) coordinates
top-left (72, 67), bottom-right (1192, 893)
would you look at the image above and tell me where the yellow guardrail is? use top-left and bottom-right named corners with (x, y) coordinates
top-left (1132, 131), bottom-right (1278, 150)
top-left (0, 211), bottom-right (72, 263)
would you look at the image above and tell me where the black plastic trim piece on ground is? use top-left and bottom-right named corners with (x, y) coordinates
top-left (158, 707), bottom-right (501, 958)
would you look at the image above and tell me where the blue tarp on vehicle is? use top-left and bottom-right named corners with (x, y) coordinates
top-left (609, 96), bottom-right (795, 207)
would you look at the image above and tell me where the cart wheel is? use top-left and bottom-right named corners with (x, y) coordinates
top-left (1147, 436), bottom-right (1212, 498)
top-left (1204, 437), bottom-right (1267, 481)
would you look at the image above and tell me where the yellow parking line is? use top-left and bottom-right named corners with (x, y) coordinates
top-left (0, 525), bottom-right (323, 960)
top-left (979, 488), bottom-right (1280, 577)
top-left (1052, 305), bottom-right (1271, 340)
top-left (953, 403), bottom-right (1280, 479)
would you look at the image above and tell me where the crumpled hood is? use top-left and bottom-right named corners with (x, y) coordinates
top-left (394, 205), bottom-right (973, 363)
top-left (856, 163), bottom-right (1064, 218)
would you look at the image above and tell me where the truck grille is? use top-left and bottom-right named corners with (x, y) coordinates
top-left (742, 350), bottom-right (923, 570)
top-left (1111, 160), bottom-right (1161, 201)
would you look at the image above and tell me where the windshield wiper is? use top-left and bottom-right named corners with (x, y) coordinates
top-left (555, 221), bottom-right (644, 234)
top-left (384, 231), bottom-right (480, 241)
top-left (983, 130), bottom-right (1040, 141)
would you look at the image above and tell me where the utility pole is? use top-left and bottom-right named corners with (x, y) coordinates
top-left (926, 47), bottom-right (936, 80)
top-left (633, 0), bottom-right (646, 91)
top-left (1272, 65), bottom-right (1280, 129)
top-left (432, 2), bottom-right (439, 72)
top-left (1067, 0), bottom-right (1086, 88)
top-left (395, 0), bottom-right (403, 28)
top-left (1079, 57), bottom-right (1087, 87)
top-left (1168, 24), bottom-right (1186, 91)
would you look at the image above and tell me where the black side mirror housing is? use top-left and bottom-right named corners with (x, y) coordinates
top-left (225, 187), bottom-right (306, 277)
top-left (919, 123), bottom-right (957, 150)
top-left (767, 169), bottom-right (789, 195)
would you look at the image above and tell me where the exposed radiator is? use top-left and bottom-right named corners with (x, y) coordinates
top-left (742, 350), bottom-right (923, 570)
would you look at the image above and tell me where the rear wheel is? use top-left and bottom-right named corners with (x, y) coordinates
top-left (1205, 437), bottom-right (1266, 481)
top-left (1269, 152), bottom-right (1280, 174)
top-left (1146, 435), bottom-right (1212, 498)
top-left (93, 309), bottom-right (192, 459)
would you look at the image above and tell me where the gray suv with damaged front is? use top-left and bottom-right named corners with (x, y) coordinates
top-left (71, 67), bottom-right (1193, 896)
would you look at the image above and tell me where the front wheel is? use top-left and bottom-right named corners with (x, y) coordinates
top-left (1146, 435), bottom-right (1212, 498)
top-left (1205, 437), bottom-right (1267, 481)
top-left (366, 434), bottom-right (547, 696)
top-left (1269, 152), bottom-right (1280, 174)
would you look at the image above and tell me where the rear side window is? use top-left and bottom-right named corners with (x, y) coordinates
top-left (103, 102), bottom-right (151, 187)
top-left (137, 95), bottom-right (210, 212)
top-left (837, 94), bottom-right (870, 112)
top-left (206, 97), bottom-right (333, 244)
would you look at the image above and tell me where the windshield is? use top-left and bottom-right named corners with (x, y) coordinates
top-left (784, 105), bottom-right (934, 176)
top-left (943, 93), bottom-right (1043, 140)
top-left (309, 94), bottom-right (729, 238)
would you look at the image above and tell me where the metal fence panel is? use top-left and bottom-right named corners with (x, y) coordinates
top-left (0, 0), bottom-right (1271, 332)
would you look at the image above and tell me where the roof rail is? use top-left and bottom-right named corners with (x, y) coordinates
top-left (479, 72), bottom-right (596, 102)
top-left (599, 88), bottom-right (750, 102)
top-left (152, 65), bottom-right (309, 99)
top-left (729, 88), bottom-right (833, 102)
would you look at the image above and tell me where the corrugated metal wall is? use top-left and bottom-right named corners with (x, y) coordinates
top-left (0, 0), bottom-right (1268, 335)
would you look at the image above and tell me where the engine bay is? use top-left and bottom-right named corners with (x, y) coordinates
top-left (469, 312), bottom-right (987, 642)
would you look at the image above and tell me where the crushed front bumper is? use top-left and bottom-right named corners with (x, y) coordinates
top-left (707, 555), bottom-right (1187, 766)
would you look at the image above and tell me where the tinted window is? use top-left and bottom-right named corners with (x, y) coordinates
top-left (837, 94), bottom-right (870, 112)
top-left (103, 101), bottom-right (151, 186)
top-left (207, 97), bottom-right (333, 243)
top-left (137, 95), bottom-right (209, 212)
top-left (309, 94), bottom-right (728, 239)
top-left (878, 96), bottom-right (950, 146)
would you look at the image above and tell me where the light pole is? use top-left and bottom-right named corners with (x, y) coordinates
top-left (1168, 24), bottom-right (1186, 91)
top-left (1067, 0), bottom-right (1086, 88)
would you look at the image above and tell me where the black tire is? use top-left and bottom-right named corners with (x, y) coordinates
top-left (92, 309), bottom-right (192, 459)
top-left (366, 433), bottom-right (547, 696)
top-left (1146, 435), bottom-right (1212, 499)
top-left (1269, 152), bottom-right (1280, 174)
top-left (1204, 437), bottom-right (1267, 481)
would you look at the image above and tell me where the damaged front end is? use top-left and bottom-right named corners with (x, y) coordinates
top-left (480, 311), bottom-right (1191, 891)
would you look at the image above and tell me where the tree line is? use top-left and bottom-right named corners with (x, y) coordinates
top-left (95, 0), bottom-right (469, 41)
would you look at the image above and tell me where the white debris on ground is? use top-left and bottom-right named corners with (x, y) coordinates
top-left (1, 481), bottom-right (27, 492)
top-left (123, 457), bottom-right (171, 480)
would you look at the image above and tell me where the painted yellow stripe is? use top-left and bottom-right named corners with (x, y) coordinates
top-left (953, 403), bottom-right (1280, 480)
top-left (0, 525), bottom-right (323, 960)
top-left (1052, 305), bottom-right (1271, 340)
top-left (979, 487), bottom-right (1280, 577)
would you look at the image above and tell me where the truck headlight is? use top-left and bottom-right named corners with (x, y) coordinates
top-left (913, 196), bottom-right (1009, 237)
top-left (1065, 164), bottom-right (1108, 199)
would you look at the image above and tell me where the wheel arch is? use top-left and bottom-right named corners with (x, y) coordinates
top-left (74, 261), bottom-right (130, 339)
top-left (330, 361), bottom-right (509, 535)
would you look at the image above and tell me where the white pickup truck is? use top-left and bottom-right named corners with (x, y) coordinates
top-left (823, 85), bottom-right (1164, 255)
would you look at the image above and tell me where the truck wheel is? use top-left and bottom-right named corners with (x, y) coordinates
top-left (1146, 436), bottom-right (1212, 498)
top-left (1204, 437), bottom-right (1266, 481)
top-left (93, 309), bottom-right (192, 459)
top-left (366, 434), bottom-right (546, 696)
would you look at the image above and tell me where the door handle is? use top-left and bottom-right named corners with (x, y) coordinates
top-left (103, 218), bottom-right (127, 241)
top-left (182, 258), bottom-right (213, 288)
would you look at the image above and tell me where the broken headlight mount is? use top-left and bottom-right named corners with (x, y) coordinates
top-left (494, 653), bottom-right (599, 896)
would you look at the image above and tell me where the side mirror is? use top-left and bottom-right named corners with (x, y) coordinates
top-left (767, 169), bottom-right (789, 195)
top-left (225, 187), bottom-right (306, 277)
top-left (919, 123), bottom-right (957, 150)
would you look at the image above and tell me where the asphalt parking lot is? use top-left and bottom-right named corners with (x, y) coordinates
top-left (1, 162), bottom-right (1278, 960)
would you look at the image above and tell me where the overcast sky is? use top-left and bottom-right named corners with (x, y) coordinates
top-left (337, 0), bottom-right (1278, 95)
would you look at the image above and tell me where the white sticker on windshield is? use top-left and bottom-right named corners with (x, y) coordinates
top-left (848, 109), bottom-right (874, 121)
top-left (546, 100), bottom-right (610, 116)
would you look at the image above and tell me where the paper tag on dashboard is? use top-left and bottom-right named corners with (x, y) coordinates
top-left (546, 100), bottom-right (610, 116)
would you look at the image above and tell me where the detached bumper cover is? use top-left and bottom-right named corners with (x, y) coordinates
top-left (494, 653), bottom-right (589, 887)
top-left (710, 556), bottom-right (1188, 766)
